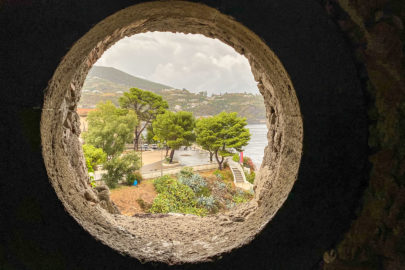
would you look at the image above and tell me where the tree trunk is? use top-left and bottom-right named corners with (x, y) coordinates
top-left (169, 149), bottom-right (175, 163)
top-left (165, 146), bottom-right (169, 157)
top-left (133, 126), bottom-right (139, 151)
top-left (214, 150), bottom-right (224, 170)
top-left (209, 151), bottom-right (214, 162)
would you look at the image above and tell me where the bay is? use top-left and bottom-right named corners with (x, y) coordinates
top-left (244, 124), bottom-right (268, 169)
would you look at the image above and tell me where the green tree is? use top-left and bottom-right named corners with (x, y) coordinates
top-left (152, 111), bottom-right (196, 163)
top-left (82, 101), bottom-right (138, 159)
top-left (195, 112), bottom-right (250, 170)
top-left (101, 152), bottom-right (141, 188)
top-left (195, 117), bottom-right (218, 162)
top-left (119, 88), bottom-right (168, 151)
top-left (145, 124), bottom-right (157, 144)
top-left (82, 144), bottom-right (107, 169)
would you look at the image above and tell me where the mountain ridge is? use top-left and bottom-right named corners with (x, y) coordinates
top-left (87, 66), bottom-right (173, 91)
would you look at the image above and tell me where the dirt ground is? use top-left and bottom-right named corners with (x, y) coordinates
top-left (110, 180), bottom-right (157, 216)
top-left (122, 149), bottom-right (165, 166)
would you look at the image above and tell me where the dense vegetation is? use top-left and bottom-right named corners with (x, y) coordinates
top-left (146, 167), bottom-right (253, 216)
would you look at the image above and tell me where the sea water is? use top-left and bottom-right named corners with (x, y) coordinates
top-left (244, 124), bottom-right (268, 169)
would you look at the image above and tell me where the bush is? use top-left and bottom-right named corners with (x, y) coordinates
top-left (196, 195), bottom-right (217, 212)
top-left (232, 153), bottom-right (239, 162)
top-left (245, 171), bottom-right (255, 184)
top-left (102, 152), bottom-right (141, 188)
top-left (150, 176), bottom-right (209, 216)
top-left (125, 171), bottom-right (143, 186)
top-left (216, 181), bottom-right (227, 190)
top-left (177, 167), bottom-right (194, 178)
top-left (213, 169), bottom-right (223, 180)
top-left (178, 173), bottom-right (208, 194)
top-left (232, 189), bottom-right (253, 204)
top-left (153, 175), bottom-right (176, 193)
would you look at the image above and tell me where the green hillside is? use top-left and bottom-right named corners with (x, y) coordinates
top-left (79, 67), bottom-right (266, 124)
top-left (86, 66), bottom-right (173, 92)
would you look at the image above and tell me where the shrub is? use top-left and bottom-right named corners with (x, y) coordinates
top-left (177, 167), bottom-right (194, 178)
top-left (178, 173), bottom-right (208, 194)
top-left (102, 152), bottom-right (141, 188)
top-left (232, 189), bottom-right (253, 204)
top-left (232, 153), bottom-right (239, 162)
top-left (196, 195), bottom-right (217, 212)
top-left (151, 176), bottom-right (196, 209)
top-left (153, 175), bottom-right (176, 193)
top-left (240, 156), bottom-right (256, 171)
top-left (223, 170), bottom-right (234, 181)
top-left (213, 169), bottom-right (223, 180)
top-left (245, 171), bottom-right (255, 184)
top-left (150, 176), bottom-right (209, 216)
top-left (216, 181), bottom-right (227, 190)
top-left (125, 171), bottom-right (143, 186)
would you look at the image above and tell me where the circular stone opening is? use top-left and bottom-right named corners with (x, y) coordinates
top-left (40, 1), bottom-right (302, 264)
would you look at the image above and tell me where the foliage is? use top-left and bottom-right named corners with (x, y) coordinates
top-left (83, 101), bottom-right (138, 158)
top-left (195, 112), bottom-right (250, 169)
top-left (245, 171), bottom-right (255, 184)
top-left (150, 176), bottom-right (208, 216)
top-left (178, 173), bottom-right (208, 195)
top-left (232, 190), bottom-right (253, 204)
top-left (152, 175), bottom-right (175, 193)
top-left (101, 152), bottom-right (141, 188)
top-left (145, 125), bottom-right (157, 144)
top-left (177, 167), bottom-right (194, 178)
top-left (119, 87), bottom-right (168, 150)
top-left (215, 181), bottom-right (227, 190)
top-left (195, 117), bottom-right (218, 162)
top-left (85, 157), bottom-right (97, 187)
top-left (196, 195), bottom-right (217, 213)
top-left (85, 157), bottom-right (94, 174)
top-left (125, 171), bottom-right (143, 186)
top-left (232, 153), bottom-right (255, 170)
top-left (213, 169), bottom-right (224, 180)
top-left (152, 111), bottom-right (196, 162)
top-left (82, 144), bottom-right (107, 169)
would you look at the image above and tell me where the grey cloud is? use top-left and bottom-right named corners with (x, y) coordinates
top-left (95, 32), bottom-right (258, 95)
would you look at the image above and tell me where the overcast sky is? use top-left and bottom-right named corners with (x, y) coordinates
top-left (94, 32), bottom-right (259, 95)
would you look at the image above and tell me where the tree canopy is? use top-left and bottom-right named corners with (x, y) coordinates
top-left (82, 144), bottom-right (107, 169)
top-left (152, 111), bottom-right (196, 163)
top-left (101, 152), bottom-right (141, 188)
top-left (195, 112), bottom-right (250, 169)
top-left (195, 117), bottom-right (218, 162)
top-left (82, 101), bottom-right (138, 158)
top-left (119, 88), bottom-right (168, 150)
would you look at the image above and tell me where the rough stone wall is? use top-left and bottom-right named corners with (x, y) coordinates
top-left (40, 2), bottom-right (303, 264)
top-left (318, 1), bottom-right (405, 269)
top-left (0, 0), bottom-right (367, 269)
